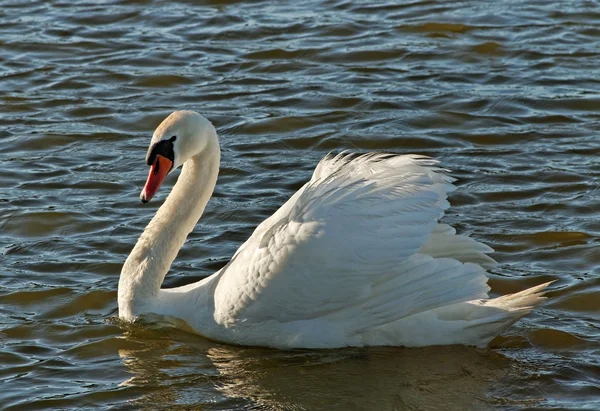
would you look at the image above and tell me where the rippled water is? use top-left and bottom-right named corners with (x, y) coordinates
top-left (1, 0), bottom-right (599, 409)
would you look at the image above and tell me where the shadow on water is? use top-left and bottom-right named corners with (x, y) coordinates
top-left (116, 327), bottom-right (511, 410)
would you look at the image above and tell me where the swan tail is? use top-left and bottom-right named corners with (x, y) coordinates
top-left (480, 281), bottom-right (553, 315)
top-left (359, 281), bottom-right (552, 347)
top-left (461, 281), bottom-right (553, 346)
top-left (419, 224), bottom-right (497, 269)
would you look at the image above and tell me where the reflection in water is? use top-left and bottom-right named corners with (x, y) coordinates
top-left (207, 346), bottom-right (511, 411)
top-left (117, 327), bottom-right (511, 410)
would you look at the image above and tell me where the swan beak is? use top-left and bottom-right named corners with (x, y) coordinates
top-left (140, 154), bottom-right (173, 203)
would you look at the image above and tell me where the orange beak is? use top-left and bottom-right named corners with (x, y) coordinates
top-left (141, 154), bottom-right (173, 203)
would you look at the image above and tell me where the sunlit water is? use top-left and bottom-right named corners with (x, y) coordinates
top-left (1, 0), bottom-right (599, 409)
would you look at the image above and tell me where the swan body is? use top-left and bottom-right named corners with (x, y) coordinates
top-left (118, 110), bottom-right (550, 349)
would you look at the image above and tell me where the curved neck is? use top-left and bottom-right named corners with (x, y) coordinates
top-left (118, 138), bottom-right (220, 319)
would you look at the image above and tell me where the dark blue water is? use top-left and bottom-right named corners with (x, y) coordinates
top-left (1, 1), bottom-right (599, 409)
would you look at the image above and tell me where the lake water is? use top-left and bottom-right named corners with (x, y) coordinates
top-left (1, 0), bottom-right (599, 409)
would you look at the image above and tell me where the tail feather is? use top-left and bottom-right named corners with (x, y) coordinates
top-left (463, 281), bottom-right (553, 346)
top-left (483, 281), bottom-right (553, 310)
top-left (363, 281), bottom-right (552, 347)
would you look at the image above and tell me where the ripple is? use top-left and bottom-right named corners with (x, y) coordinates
top-left (0, 0), bottom-right (599, 409)
top-left (529, 329), bottom-right (593, 350)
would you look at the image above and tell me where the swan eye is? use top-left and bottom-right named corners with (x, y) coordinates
top-left (146, 137), bottom-right (176, 166)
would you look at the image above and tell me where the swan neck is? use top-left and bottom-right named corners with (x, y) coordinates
top-left (118, 139), bottom-right (220, 319)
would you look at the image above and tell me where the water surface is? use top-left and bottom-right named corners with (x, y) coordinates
top-left (1, 0), bottom-right (599, 409)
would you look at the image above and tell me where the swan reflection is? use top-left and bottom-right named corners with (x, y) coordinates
top-left (117, 329), bottom-right (509, 410)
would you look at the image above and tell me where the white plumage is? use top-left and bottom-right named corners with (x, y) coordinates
top-left (118, 110), bottom-right (550, 349)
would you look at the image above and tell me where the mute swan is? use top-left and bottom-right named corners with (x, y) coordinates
top-left (118, 110), bottom-right (550, 349)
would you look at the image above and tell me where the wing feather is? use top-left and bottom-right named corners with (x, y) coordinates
top-left (213, 153), bottom-right (489, 331)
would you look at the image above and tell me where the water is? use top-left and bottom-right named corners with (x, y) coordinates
top-left (1, 0), bottom-right (599, 409)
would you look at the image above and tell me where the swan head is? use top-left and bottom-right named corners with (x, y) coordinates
top-left (141, 110), bottom-right (216, 203)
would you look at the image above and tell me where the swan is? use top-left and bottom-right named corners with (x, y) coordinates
top-left (118, 110), bottom-right (550, 349)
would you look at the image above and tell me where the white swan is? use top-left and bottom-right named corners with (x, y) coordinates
top-left (118, 110), bottom-right (550, 349)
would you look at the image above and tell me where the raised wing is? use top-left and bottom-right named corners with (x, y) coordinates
top-left (213, 153), bottom-right (490, 333)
